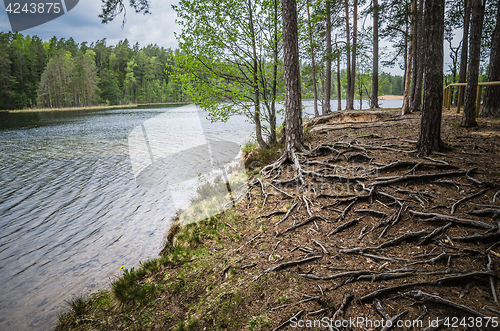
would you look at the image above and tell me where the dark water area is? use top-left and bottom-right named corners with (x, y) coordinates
top-left (0, 100), bottom-right (401, 330)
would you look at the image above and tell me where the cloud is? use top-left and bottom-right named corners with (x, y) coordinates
top-left (0, 0), bottom-right (180, 49)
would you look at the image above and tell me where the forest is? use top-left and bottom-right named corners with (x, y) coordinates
top-left (0, 31), bottom-right (406, 111)
top-left (0, 33), bottom-right (186, 110)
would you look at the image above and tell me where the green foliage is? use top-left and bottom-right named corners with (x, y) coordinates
top-left (172, 0), bottom-right (284, 147)
top-left (0, 32), bottom-right (185, 110)
top-left (243, 140), bottom-right (259, 154)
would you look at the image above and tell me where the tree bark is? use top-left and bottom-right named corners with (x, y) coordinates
top-left (324, 0), bottom-right (332, 115)
top-left (349, 0), bottom-right (357, 110)
top-left (402, 0), bottom-right (416, 115)
top-left (454, 0), bottom-right (471, 106)
top-left (307, 0), bottom-right (319, 117)
top-left (345, 0), bottom-right (353, 110)
top-left (249, 0), bottom-right (269, 149)
top-left (461, 0), bottom-right (485, 128)
top-left (371, 0), bottom-right (379, 109)
top-left (282, 0), bottom-right (304, 155)
top-left (410, 0), bottom-right (424, 113)
top-left (480, 0), bottom-right (500, 118)
top-left (269, 0), bottom-right (279, 145)
top-left (337, 53), bottom-right (342, 111)
top-left (417, 0), bottom-right (445, 155)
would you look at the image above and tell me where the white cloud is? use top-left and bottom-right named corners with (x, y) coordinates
top-left (0, 0), bottom-right (180, 49)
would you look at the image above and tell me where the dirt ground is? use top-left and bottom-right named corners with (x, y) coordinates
top-left (57, 108), bottom-right (500, 331)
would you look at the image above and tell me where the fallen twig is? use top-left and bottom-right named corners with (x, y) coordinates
top-left (312, 239), bottom-right (330, 255)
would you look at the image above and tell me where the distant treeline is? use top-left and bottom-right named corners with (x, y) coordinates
top-left (0, 32), bottom-right (185, 110)
top-left (0, 32), bottom-right (409, 111)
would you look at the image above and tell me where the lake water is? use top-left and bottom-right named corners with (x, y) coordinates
top-left (0, 99), bottom-right (402, 330)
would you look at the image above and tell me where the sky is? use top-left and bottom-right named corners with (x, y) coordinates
top-left (1, 1), bottom-right (465, 77)
top-left (0, 0), bottom-right (180, 49)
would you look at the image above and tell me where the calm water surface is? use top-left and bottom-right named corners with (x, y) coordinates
top-left (0, 100), bottom-right (401, 330)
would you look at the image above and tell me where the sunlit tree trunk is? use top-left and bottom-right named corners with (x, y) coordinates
top-left (345, 0), bottom-right (353, 110)
top-left (402, 0), bottom-right (415, 115)
top-left (307, 0), bottom-right (320, 117)
top-left (410, 0), bottom-right (424, 113)
top-left (249, 0), bottom-right (269, 149)
top-left (324, 0), bottom-right (332, 115)
top-left (371, 0), bottom-right (379, 109)
top-left (349, 0), bottom-right (357, 110)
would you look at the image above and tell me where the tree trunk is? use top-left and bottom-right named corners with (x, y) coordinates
top-left (249, 0), bottom-right (269, 149)
top-left (402, 0), bottom-right (416, 115)
top-left (337, 50), bottom-right (342, 111)
top-left (324, 0), bottom-right (332, 115)
top-left (481, 0), bottom-right (500, 118)
top-left (410, 0), bottom-right (424, 113)
top-left (349, 0), bottom-right (357, 110)
top-left (306, 0), bottom-right (319, 117)
top-left (461, 0), bottom-right (485, 128)
top-left (417, 0), bottom-right (445, 155)
top-left (345, 0), bottom-right (353, 110)
top-left (454, 0), bottom-right (471, 106)
top-left (282, 0), bottom-right (304, 155)
top-left (371, 0), bottom-right (379, 109)
top-left (269, 0), bottom-right (279, 145)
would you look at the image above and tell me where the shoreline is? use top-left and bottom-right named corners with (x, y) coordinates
top-left (3, 102), bottom-right (191, 113)
top-left (55, 108), bottom-right (500, 330)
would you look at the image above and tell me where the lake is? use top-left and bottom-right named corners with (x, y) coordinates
top-left (0, 99), bottom-right (402, 330)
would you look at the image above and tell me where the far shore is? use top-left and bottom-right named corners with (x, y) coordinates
top-left (3, 102), bottom-right (191, 114)
top-left (378, 94), bottom-right (404, 100)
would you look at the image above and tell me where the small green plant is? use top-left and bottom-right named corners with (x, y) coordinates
top-left (276, 295), bottom-right (289, 304)
top-left (243, 140), bottom-right (258, 154)
top-left (65, 295), bottom-right (87, 316)
top-left (247, 313), bottom-right (271, 331)
top-left (172, 317), bottom-right (199, 331)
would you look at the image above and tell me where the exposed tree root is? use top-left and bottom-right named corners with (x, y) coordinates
top-left (450, 188), bottom-right (489, 214)
top-left (467, 208), bottom-right (500, 218)
top-left (404, 290), bottom-right (487, 317)
top-left (409, 210), bottom-right (496, 230)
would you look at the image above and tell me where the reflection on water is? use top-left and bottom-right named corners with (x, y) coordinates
top-left (0, 99), bottom-right (401, 330)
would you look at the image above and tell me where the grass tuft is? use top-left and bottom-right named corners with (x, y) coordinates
top-left (65, 295), bottom-right (87, 316)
